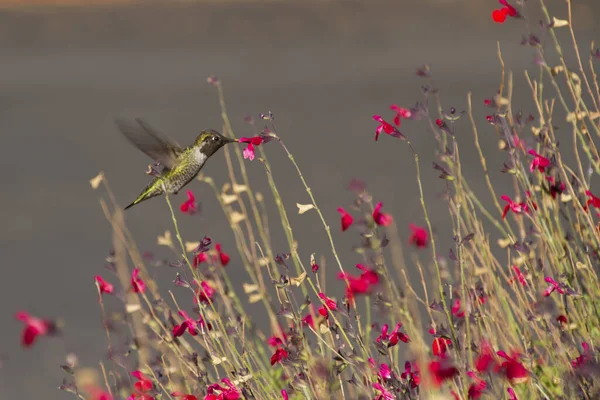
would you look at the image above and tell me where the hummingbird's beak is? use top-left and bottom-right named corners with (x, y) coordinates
top-left (228, 137), bottom-right (239, 143)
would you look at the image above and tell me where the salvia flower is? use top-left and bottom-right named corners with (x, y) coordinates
top-left (432, 337), bottom-right (452, 357)
top-left (180, 190), bottom-right (199, 215)
top-left (281, 390), bottom-right (288, 400)
top-left (509, 266), bottom-right (527, 286)
top-left (15, 311), bottom-right (54, 348)
top-left (337, 264), bottom-right (379, 303)
top-left (400, 361), bottom-right (421, 389)
top-left (528, 149), bottom-right (551, 173)
top-left (173, 310), bottom-right (209, 337)
top-left (372, 382), bottom-right (395, 400)
top-left (543, 276), bottom-right (565, 297)
top-left (270, 348), bottom-right (289, 365)
top-left (172, 392), bottom-right (197, 400)
top-left (193, 252), bottom-right (208, 268)
top-left (239, 136), bottom-right (264, 161)
top-left (94, 275), bottom-right (114, 297)
top-left (571, 342), bottom-right (590, 368)
top-left (337, 207), bottom-right (353, 231)
top-left (467, 371), bottom-right (487, 399)
top-left (317, 292), bottom-right (337, 317)
top-left (428, 359), bottom-right (459, 387)
top-left (390, 104), bottom-right (412, 126)
top-left (215, 243), bottom-right (230, 267)
top-left (373, 202), bottom-right (393, 226)
top-left (492, 0), bottom-right (519, 24)
top-left (372, 115), bottom-right (405, 141)
top-left (196, 281), bottom-right (216, 304)
top-left (205, 377), bottom-right (240, 400)
top-left (507, 387), bottom-right (518, 400)
top-left (130, 371), bottom-right (153, 399)
top-left (475, 341), bottom-right (497, 373)
top-left (377, 322), bottom-right (410, 347)
top-left (131, 268), bottom-right (146, 293)
top-left (585, 190), bottom-right (600, 210)
top-left (496, 350), bottom-right (529, 384)
top-left (408, 223), bottom-right (428, 248)
top-left (379, 363), bottom-right (393, 380)
top-left (501, 195), bottom-right (532, 219)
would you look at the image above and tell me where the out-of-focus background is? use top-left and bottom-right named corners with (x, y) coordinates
top-left (1, 0), bottom-right (599, 398)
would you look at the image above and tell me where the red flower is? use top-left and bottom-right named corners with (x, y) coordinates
top-left (373, 115), bottom-right (395, 141)
top-left (131, 371), bottom-right (153, 395)
top-left (509, 266), bottom-right (527, 286)
top-left (193, 252), bottom-right (208, 268)
top-left (496, 351), bottom-right (529, 384)
top-left (180, 191), bottom-right (198, 215)
top-left (94, 275), bottom-right (114, 298)
top-left (507, 387), bottom-right (518, 400)
top-left (215, 243), bottom-right (230, 267)
top-left (556, 315), bottom-right (568, 326)
top-left (281, 390), bottom-right (288, 400)
top-left (400, 361), bottom-right (421, 389)
top-left (492, 0), bottom-right (518, 24)
top-left (337, 207), bottom-right (353, 232)
top-left (337, 264), bottom-right (379, 303)
top-left (205, 378), bottom-right (240, 400)
top-left (390, 104), bottom-right (412, 126)
top-left (131, 268), bottom-right (146, 293)
top-left (543, 276), bottom-right (565, 297)
top-left (428, 359), bottom-right (459, 387)
top-left (501, 194), bottom-right (534, 219)
top-left (172, 392), bottom-right (198, 400)
top-left (409, 223), bottom-right (428, 248)
top-left (528, 150), bottom-right (551, 173)
top-left (379, 363), bottom-right (393, 380)
top-left (432, 337), bottom-right (452, 357)
top-left (15, 311), bottom-right (53, 348)
top-left (571, 342), bottom-right (590, 368)
top-left (373, 202), bottom-right (393, 226)
top-left (173, 310), bottom-right (209, 337)
top-left (318, 292), bottom-right (337, 317)
top-left (239, 136), bottom-right (263, 161)
top-left (377, 322), bottom-right (410, 347)
top-left (195, 281), bottom-right (216, 304)
top-left (451, 298), bottom-right (465, 318)
top-left (86, 386), bottom-right (113, 400)
top-left (270, 348), bottom-right (289, 365)
top-left (585, 190), bottom-right (600, 210)
top-left (467, 371), bottom-right (487, 399)
top-left (475, 341), bottom-right (497, 373)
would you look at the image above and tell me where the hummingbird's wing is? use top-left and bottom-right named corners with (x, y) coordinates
top-left (115, 118), bottom-right (184, 169)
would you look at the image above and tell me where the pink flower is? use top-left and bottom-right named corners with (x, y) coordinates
top-left (94, 275), bottom-right (114, 297)
top-left (528, 149), bottom-right (551, 173)
top-left (239, 136), bottom-right (263, 161)
top-left (180, 191), bottom-right (198, 215)
top-left (15, 311), bottom-right (54, 347)
top-left (373, 202), bottom-right (393, 226)
top-left (496, 350), bottom-right (529, 384)
top-left (281, 390), bottom-right (288, 400)
top-left (408, 223), bottom-right (428, 248)
top-left (131, 268), bottom-right (146, 293)
top-left (270, 348), bottom-right (288, 365)
top-left (337, 264), bottom-right (379, 303)
top-left (543, 276), bottom-right (565, 297)
top-left (373, 382), bottom-right (395, 400)
top-left (205, 378), bottom-right (240, 400)
top-left (390, 104), bottom-right (412, 126)
top-left (195, 281), bottom-right (216, 304)
top-left (337, 207), bottom-right (353, 231)
top-left (379, 363), bottom-right (393, 380)
top-left (507, 387), bottom-right (518, 400)
top-left (214, 243), bottom-right (230, 266)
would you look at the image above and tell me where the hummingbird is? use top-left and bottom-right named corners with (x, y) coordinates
top-left (115, 118), bottom-right (238, 210)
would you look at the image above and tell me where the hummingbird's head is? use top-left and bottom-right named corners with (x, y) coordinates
top-left (195, 129), bottom-right (238, 157)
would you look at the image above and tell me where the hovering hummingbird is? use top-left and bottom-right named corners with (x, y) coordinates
top-left (115, 118), bottom-right (238, 210)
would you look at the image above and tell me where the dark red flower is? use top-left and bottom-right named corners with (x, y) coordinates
top-left (193, 252), bottom-right (208, 268)
top-left (483, 98), bottom-right (495, 107)
top-left (543, 276), bottom-right (565, 297)
top-left (15, 311), bottom-right (54, 348)
top-left (496, 351), bottom-right (529, 384)
top-left (377, 322), bottom-right (410, 347)
top-left (131, 268), bottom-right (146, 293)
top-left (432, 337), bottom-right (452, 357)
top-left (173, 310), bottom-right (209, 337)
top-left (373, 202), bottom-right (393, 226)
top-left (337, 207), bottom-right (353, 232)
top-left (180, 191), bottom-right (199, 215)
top-left (556, 315), bottom-right (568, 326)
top-left (337, 264), bottom-right (379, 303)
top-left (239, 136), bottom-right (264, 161)
top-left (400, 361), bottom-right (421, 388)
top-left (409, 223), bottom-right (428, 248)
top-left (528, 149), bottom-right (551, 173)
top-left (390, 104), bottom-right (412, 126)
top-left (215, 243), bottom-right (230, 267)
top-left (270, 348), bottom-right (289, 365)
top-left (467, 371), bottom-right (487, 399)
top-left (94, 275), bottom-right (114, 298)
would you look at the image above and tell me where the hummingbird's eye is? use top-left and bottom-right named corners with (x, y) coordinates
top-left (212, 136), bottom-right (219, 142)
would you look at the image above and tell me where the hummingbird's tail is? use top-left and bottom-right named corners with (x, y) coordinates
top-left (124, 179), bottom-right (163, 210)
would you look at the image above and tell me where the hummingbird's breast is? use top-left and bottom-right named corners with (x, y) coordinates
top-left (164, 147), bottom-right (207, 194)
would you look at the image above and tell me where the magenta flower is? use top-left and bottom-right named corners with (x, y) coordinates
top-left (206, 378), bottom-right (241, 400)
top-left (528, 149), bottom-right (551, 173)
top-left (94, 275), bottom-right (114, 296)
top-left (317, 292), bottom-right (337, 316)
top-left (131, 268), bottom-right (146, 293)
top-left (180, 190), bottom-right (198, 215)
top-left (372, 115), bottom-right (405, 141)
top-left (507, 387), bottom-right (518, 400)
top-left (497, 350), bottom-right (529, 384)
top-left (337, 264), bottom-right (379, 303)
top-left (193, 252), bottom-right (208, 268)
top-left (15, 311), bottom-right (54, 348)
top-left (390, 104), bottom-right (412, 126)
top-left (173, 310), bottom-right (204, 337)
top-left (408, 223), bottom-right (428, 248)
top-left (373, 382), bottom-right (395, 400)
top-left (376, 322), bottom-right (410, 348)
top-left (379, 363), bottom-right (393, 380)
top-left (373, 202), bottom-right (393, 226)
top-left (543, 276), bottom-right (565, 297)
top-left (215, 243), bottom-right (230, 266)
top-left (239, 136), bottom-right (264, 161)
top-left (509, 266), bottom-right (527, 286)
top-left (501, 194), bottom-right (536, 219)
top-left (171, 392), bottom-right (197, 400)
top-left (270, 347), bottom-right (288, 365)
top-left (337, 207), bottom-right (353, 231)
top-left (195, 280), bottom-right (216, 304)
top-left (281, 390), bottom-right (289, 400)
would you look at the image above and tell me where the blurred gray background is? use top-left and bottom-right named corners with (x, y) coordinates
top-left (1, 0), bottom-right (599, 398)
